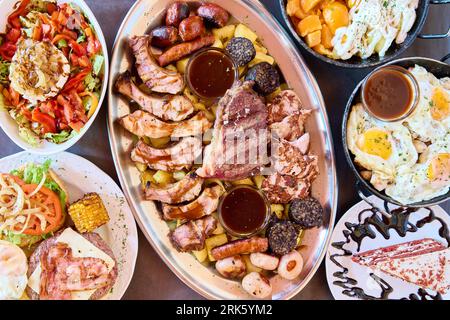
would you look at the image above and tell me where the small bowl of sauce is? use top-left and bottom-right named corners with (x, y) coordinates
top-left (185, 47), bottom-right (238, 101)
top-left (361, 65), bottom-right (419, 122)
top-left (218, 185), bottom-right (270, 237)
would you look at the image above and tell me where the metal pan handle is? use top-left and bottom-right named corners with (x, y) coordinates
top-left (442, 53), bottom-right (450, 62)
top-left (418, 0), bottom-right (450, 39)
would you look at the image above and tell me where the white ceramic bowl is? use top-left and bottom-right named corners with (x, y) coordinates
top-left (0, 0), bottom-right (109, 155)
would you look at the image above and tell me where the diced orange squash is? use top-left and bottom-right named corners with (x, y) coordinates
top-left (305, 30), bottom-right (322, 47)
top-left (294, 6), bottom-right (308, 19)
top-left (313, 44), bottom-right (333, 56)
top-left (301, 0), bottom-right (323, 13)
top-left (322, 2), bottom-right (349, 34)
top-left (297, 15), bottom-right (322, 37)
top-left (321, 24), bottom-right (333, 48)
top-left (287, 0), bottom-right (301, 16)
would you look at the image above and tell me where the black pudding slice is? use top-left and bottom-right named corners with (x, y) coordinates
top-left (245, 62), bottom-right (280, 95)
top-left (267, 221), bottom-right (299, 256)
top-left (289, 197), bottom-right (324, 229)
top-left (225, 37), bottom-right (256, 67)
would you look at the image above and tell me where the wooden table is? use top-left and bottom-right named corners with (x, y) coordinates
top-left (0, 0), bottom-right (448, 300)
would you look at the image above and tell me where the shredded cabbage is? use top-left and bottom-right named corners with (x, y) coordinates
top-left (44, 130), bottom-right (76, 144)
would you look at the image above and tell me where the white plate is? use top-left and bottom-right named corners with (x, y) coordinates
top-left (0, 0), bottom-right (109, 155)
top-left (0, 151), bottom-right (138, 300)
top-left (326, 195), bottom-right (450, 300)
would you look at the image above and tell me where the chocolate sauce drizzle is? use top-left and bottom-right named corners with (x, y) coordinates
top-left (330, 202), bottom-right (449, 300)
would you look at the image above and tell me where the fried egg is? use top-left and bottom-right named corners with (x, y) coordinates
top-left (0, 240), bottom-right (28, 300)
top-left (10, 39), bottom-right (70, 104)
top-left (385, 134), bottom-right (450, 204)
top-left (404, 65), bottom-right (450, 142)
top-left (347, 103), bottom-right (418, 190)
top-left (332, 0), bottom-right (418, 60)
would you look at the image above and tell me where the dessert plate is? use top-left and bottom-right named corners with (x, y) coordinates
top-left (326, 195), bottom-right (450, 300)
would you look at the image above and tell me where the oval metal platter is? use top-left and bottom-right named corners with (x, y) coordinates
top-left (107, 0), bottom-right (337, 300)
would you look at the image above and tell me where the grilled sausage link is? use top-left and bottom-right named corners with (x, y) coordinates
top-left (179, 16), bottom-right (206, 41)
top-left (158, 34), bottom-right (215, 67)
top-left (211, 237), bottom-right (269, 261)
top-left (165, 1), bottom-right (190, 27)
top-left (197, 3), bottom-right (230, 27)
top-left (151, 26), bottom-right (179, 48)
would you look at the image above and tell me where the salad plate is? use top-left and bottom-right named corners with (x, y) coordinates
top-left (0, 0), bottom-right (108, 154)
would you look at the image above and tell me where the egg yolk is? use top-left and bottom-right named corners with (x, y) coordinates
top-left (357, 128), bottom-right (392, 160)
top-left (322, 2), bottom-right (350, 34)
top-left (427, 153), bottom-right (450, 182)
top-left (430, 87), bottom-right (450, 121)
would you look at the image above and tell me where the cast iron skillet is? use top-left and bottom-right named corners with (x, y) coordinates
top-left (279, 0), bottom-right (450, 68)
top-left (342, 56), bottom-right (450, 208)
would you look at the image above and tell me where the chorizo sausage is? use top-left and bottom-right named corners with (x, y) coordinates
top-left (165, 2), bottom-right (190, 27)
top-left (150, 26), bottom-right (179, 48)
top-left (197, 3), bottom-right (230, 27)
top-left (211, 237), bottom-right (268, 261)
top-left (179, 16), bottom-right (206, 42)
top-left (157, 34), bottom-right (215, 67)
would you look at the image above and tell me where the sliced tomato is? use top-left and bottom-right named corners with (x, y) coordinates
top-left (32, 108), bottom-right (57, 134)
top-left (62, 69), bottom-right (90, 93)
top-left (0, 42), bottom-right (17, 61)
top-left (7, 0), bottom-right (30, 29)
top-left (18, 184), bottom-right (63, 236)
top-left (1, 174), bottom-right (25, 186)
top-left (46, 2), bottom-right (57, 14)
top-left (6, 28), bottom-right (21, 43)
top-left (32, 25), bottom-right (42, 41)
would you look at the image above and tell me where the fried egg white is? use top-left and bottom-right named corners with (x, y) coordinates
top-left (404, 65), bottom-right (450, 142)
top-left (10, 38), bottom-right (70, 104)
top-left (385, 134), bottom-right (450, 204)
top-left (347, 103), bottom-right (418, 190)
top-left (0, 240), bottom-right (28, 300)
top-left (332, 0), bottom-right (418, 60)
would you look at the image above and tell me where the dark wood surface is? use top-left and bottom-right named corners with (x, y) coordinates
top-left (0, 0), bottom-right (448, 300)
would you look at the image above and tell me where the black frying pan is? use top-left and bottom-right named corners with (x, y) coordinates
top-left (279, 0), bottom-right (450, 68)
top-left (342, 56), bottom-right (450, 208)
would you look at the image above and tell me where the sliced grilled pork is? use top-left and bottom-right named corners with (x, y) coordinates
top-left (115, 72), bottom-right (194, 121)
top-left (119, 110), bottom-right (212, 138)
top-left (262, 135), bottom-right (318, 204)
top-left (170, 215), bottom-right (217, 252)
top-left (197, 81), bottom-right (269, 180)
top-left (162, 185), bottom-right (224, 221)
top-left (131, 137), bottom-right (202, 172)
top-left (129, 35), bottom-right (184, 94)
top-left (261, 173), bottom-right (311, 204)
top-left (144, 172), bottom-right (203, 204)
top-left (268, 90), bottom-right (311, 141)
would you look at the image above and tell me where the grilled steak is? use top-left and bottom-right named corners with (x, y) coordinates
top-left (131, 137), bottom-right (202, 172)
top-left (197, 81), bottom-right (269, 180)
top-left (115, 72), bottom-right (194, 121)
top-left (170, 215), bottom-right (217, 252)
top-left (27, 231), bottom-right (118, 300)
top-left (129, 35), bottom-right (184, 94)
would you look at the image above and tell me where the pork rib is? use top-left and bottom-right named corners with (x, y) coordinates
top-left (115, 72), bottom-right (194, 121)
top-left (119, 110), bottom-right (212, 138)
top-left (144, 172), bottom-right (203, 204)
top-left (131, 137), bottom-right (202, 172)
top-left (162, 185), bottom-right (224, 221)
top-left (129, 35), bottom-right (184, 94)
top-left (170, 215), bottom-right (217, 252)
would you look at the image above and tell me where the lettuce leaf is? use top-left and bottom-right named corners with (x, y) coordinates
top-left (44, 130), bottom-right (77, 144)
top-left (18, 127), bottom-right (40, 147)
top-left (92, 54), bottom-right (104, 76)
top-left (0, 57), bottom-right (10, 85)
top-left (3, 230), bottom-right (54, 247)
top-left (84, 73), bottom-right (100, 92)
top-left (11, 160), bottom-right (67, 209)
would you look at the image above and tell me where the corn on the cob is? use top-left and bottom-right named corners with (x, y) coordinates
top-left (68, 193), bottom-right (110, 233)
